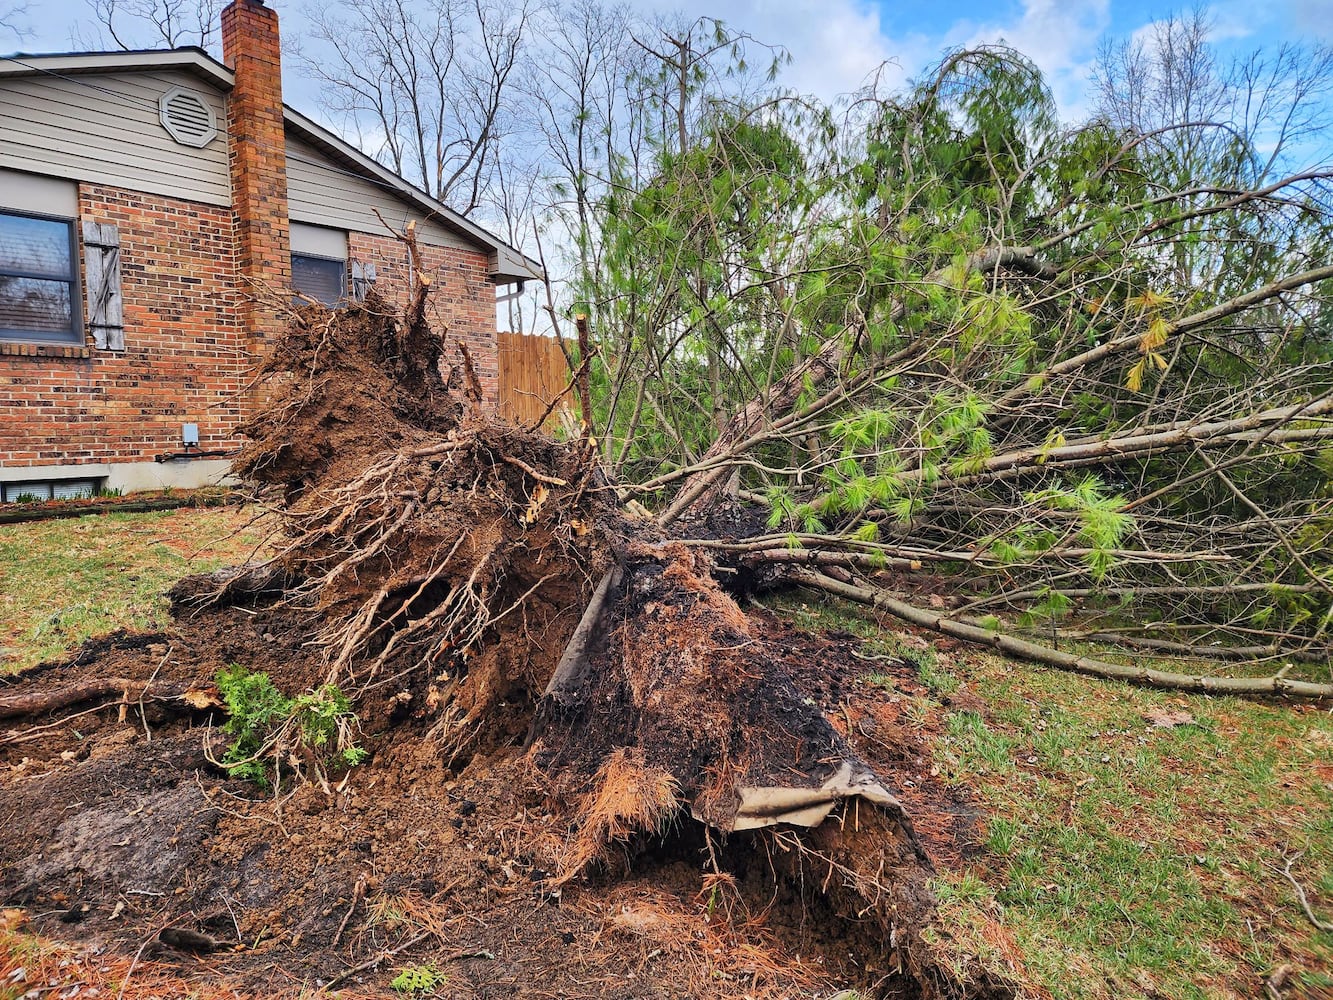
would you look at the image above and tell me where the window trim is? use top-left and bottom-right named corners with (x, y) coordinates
top-left (291, 250), bottom-right (348, 307)
top-left (0, 207), bottom-right (84, 346)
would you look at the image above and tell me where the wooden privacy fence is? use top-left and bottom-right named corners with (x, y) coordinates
top-left (497, 330), bottom-right (573, 427)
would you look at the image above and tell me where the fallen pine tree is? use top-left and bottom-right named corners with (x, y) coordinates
top-left (3, 185), bottom-right (1333, 993)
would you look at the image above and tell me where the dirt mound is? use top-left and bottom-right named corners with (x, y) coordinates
top-left (234, 288), bottom-right (459, 494)
top-left (0, 604), bottom-right (986, 999)
top-left (0, 280), bottom-right (1014, 999)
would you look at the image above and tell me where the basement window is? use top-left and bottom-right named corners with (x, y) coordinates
top-left (2, 478), bottom-right (101, 503)
top-left (0, 209), bottom-right (82, 344)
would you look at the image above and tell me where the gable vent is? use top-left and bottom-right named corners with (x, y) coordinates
top-left (159, 87), bottom-right (218, 148)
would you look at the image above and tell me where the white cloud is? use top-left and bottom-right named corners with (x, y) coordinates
top-left (620, 0), bottom-right (1111, 112)
top-left (773, 1), bottom-right (902, 96)
top-left (941, 0), bottom-right (1111, 118)
top-left (621, 0), bottom-right (909, 100)
top-left (661, 0), bottom-right (1113, 116)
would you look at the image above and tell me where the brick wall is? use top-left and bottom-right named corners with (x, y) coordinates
top-left (0, 200), bottom-right (503, 473)
top-left (348, 232), bottom-right (499, 409)
top-left (0, 185), bottom-right (248, 468)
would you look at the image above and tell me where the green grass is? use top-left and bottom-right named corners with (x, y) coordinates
top-left (3, 522), bottom-right (1331, 998)
top-left (940, 665), bottom-right (1333, 997)
top-left (772, 589), bottom-right (1333, 1000)
top-left (0, 506), bottom-right (269, 673)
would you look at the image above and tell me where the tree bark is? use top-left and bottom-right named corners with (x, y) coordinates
top-left (795, 570), bottom-right (1333, 700)
top-left (0, 678), bottom-right (214, 721)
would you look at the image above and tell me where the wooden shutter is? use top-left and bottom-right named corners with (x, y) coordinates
top-left (351, 261), bottom-right (377, 302)
top-left (82, 221), bottom-right (124, 351)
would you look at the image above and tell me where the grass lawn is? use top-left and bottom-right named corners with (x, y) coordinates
top-left (772, 592), bottom-right (1333, 1000)
top-left (0, 504), bottom-right (271, 674)
top-left (1, 508), bottom-right (1330, 999)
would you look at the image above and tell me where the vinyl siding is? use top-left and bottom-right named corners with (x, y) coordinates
top-left (285, 136), bottom-right (470, 251)
top-left (0, 70), bottom-right (230, 206)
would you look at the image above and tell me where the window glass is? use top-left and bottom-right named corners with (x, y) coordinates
top-left (0, 214), bottom-right (72, 278)
top-left (292, 254), bottom-right (346, 306)
top-left (0, 277), bottom-right (73, 333)
top-left (0, 210), bottom-right (79, 343)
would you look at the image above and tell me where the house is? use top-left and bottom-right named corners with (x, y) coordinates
top-left (0, 0), bottom-right (538, 500)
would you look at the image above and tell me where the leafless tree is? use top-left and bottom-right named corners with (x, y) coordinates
top-left (1091, 8), bottom-right (1333, 289)
top-left (520, 0), bottom-right (642, 285)
top-left (301, 0), bottom-right (536, 217)
top-left (0, 2), bottom-right (28, 42)
top-left (74, 0), bottom-right (221, 51)
top-left (1093, 9), bottom-right (1333, 186)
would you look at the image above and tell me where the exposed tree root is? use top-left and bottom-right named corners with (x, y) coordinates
top-left (174, 286), bottom-right (988, 994)
top-left (0, 283), bottom-right (1013, 998)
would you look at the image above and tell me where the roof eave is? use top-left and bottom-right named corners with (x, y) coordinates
top-left (281, 107), bottom-right (544, 284)
top-left (0, 49), bottom-right (545, 284)
top-left (0, 49), bottom-right (234, 90)
top-left (490, 246), bottom-right (542, 285)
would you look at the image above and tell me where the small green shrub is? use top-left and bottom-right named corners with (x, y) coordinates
top-left (390, 964), bottom-right (447, 994)
top-left (292, 684), bottom-right (353, 748)
top-left (215, 664), bottom-right (368, 787)
top-left (217, 663), bottom-right (295, 784)
top-left (340, 745), bottom-right (371, 767)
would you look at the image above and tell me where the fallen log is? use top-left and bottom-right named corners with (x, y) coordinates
top-left (795, 570), bottom-right (1333, 700)
top-left (0, 677), bottom-right (220, 721)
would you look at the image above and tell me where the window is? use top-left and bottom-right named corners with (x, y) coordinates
top-left (290, 223), bottom-right (350, 307)
top-left (2, 478), bottom-right (101, 503)
top-left (292, 253), bottom-right (347, 306)
top-left (0, 209), bottom-right (82, 344)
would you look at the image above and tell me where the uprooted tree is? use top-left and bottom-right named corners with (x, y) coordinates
top-left (3, 25), bottom-right (1333, 1000)
top-left (546, 31), bottom-right (1333, 695)
top-left (119, 268), bottom-right (971, 996)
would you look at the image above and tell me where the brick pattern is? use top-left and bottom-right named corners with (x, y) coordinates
top-left (222, 0), bottom-right (289, 349)
top-left (0, 185), bottom-right (248, 468)
top-left (0, 343), bottom-right (91, 359)
top-left (349, 232), bottom-right (498, 408)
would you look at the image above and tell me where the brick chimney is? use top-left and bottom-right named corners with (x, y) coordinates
top-left (222, 0), bottom-right (289, 349)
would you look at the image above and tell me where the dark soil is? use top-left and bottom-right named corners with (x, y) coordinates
top-left (0, 601), bottom-right (979, 999)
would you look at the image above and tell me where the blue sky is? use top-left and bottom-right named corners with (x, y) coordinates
top-left (5, 0), bottom-right (1333, 122)
top-left (731, 0), bottom-right (1333, 115)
